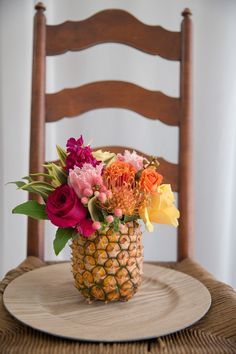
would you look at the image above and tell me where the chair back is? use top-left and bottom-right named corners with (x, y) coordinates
top-left (28, 3), bottom-right (193, 261)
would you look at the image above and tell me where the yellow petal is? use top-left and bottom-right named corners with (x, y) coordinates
top-left (150, 205), bottom-right (180, 227)
top-left (140, 184), bottom-right (180, 229)
top-left (139, 206), bottom-right (154, 232)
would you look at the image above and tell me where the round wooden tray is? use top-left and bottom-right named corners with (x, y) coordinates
top-left (3, 263), bottom-right (211, 342)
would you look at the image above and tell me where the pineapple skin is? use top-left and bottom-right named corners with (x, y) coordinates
top-left (71, 221), bottom-right (144, 302)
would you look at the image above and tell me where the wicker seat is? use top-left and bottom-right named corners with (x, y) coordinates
top-left (1, 257), bottom-right (235, 353)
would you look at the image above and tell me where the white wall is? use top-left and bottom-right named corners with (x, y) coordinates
top-left (1, 0), bottom-right (236, 288)
top-left (0, 0), bottom-right (33, 277)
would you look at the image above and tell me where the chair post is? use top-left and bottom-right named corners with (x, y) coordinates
top-left (178, 8), bottom-right (194, 260)
top-left (27, 3), bottom-right (46, 259)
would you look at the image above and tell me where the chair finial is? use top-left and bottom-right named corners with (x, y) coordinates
top-left (35, 2), bottom-right (46, 11)
top-left (182, 8), bottom-right (192, 17)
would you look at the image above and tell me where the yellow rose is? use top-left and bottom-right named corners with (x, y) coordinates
top-left (139, 184), bottom-right (180, 231)
top-left (92, 150), bottom-right (116, 166)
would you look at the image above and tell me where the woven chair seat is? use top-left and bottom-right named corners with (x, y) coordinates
top-left (0, 257), bottom-right (235, 353)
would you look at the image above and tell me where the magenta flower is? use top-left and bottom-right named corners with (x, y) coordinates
top-left (76, 218), bottom-right (94, 237)
top-left (46, 184), bottom-right (95, 238)
top-left (46, 184), bottom-right (87, 228)
top-left (66, 136), bottom-right (99, 171)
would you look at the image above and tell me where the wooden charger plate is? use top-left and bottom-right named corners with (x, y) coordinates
top-left (3, 263), bottom-right (211, 342)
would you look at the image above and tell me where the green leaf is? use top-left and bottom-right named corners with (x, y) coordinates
top-left (113, 217), bottom-right (120, 232)
top-left (101, 209), bottom-right (108, 219)
top-left (72, 232), bottom-right (79, 240)
top-left (124, 215), bottom-right (139, 222)
top-left (31, 186), bottom-right (51, 201)
top-left (92, 150), bottom-right (116, 166)
top-left (56, 145), bottom-right (67, 167)
top-left (12, 200), bottom-right (48, 220)
top-left (29, 173), bottom-right (54, 179)
top-left (18, 181), bottom-right (55, 200)
top-left (87, 197), bottom-right (103, 221)
top-left (20, 181), bottom-right (55, 192)
top-left (22, 176), bottom-right (33, 182)
top-left (50, 163), bottom-right (68, 185)
top-left (43, 163), bottom-right (53, 174)
top-left (7, 181), bottom-right (26, 188)
top-left (53, 228), bottom-right (74, 255)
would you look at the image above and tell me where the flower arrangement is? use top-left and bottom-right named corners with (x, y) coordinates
top-left (12, 135), bottom-right (180, 256)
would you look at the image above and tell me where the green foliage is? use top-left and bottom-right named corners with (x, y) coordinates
top-left (22, 176), bottom-right (33, 182)
top-left (44, 162), bottom-right (68, 186)
top-left (124, 215), bottom-right (139, 222)
top-left (88, 197), bottom-right (104, 221)
top-left (9, 144), bottom-right (68, 203)
top-left (7, 181), bottom-right (27, 188)
top-left (56, 145), bottom-right (67, 167)
top-left (12, 200), bottom-right (48, 220)
top-left (51, 163), bottom-right (68, 185)
top-left (113, 217), bottom-right (120, 232)
top-left (19, 181), bottom-right (55, 200)
top-left (53, 228), bottom-right (74, 255)
top-left (29, 173), bottom-right (54, 179)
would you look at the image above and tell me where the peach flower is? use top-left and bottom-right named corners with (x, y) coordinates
top-left (140, 167), bottom-right (163, 193)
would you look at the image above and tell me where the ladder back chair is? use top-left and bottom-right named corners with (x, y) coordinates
top-left (1, 4), bottom-right (236, 353)
top-left (28, 2), bottom-right (193, 261)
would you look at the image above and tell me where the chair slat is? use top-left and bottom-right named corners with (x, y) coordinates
top-left (46, 9), bottom-right (181, 60)
top-left (46, 81), bottom-right (180, 126)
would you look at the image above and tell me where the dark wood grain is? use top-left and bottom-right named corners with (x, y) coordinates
top-left (27, 4), bottom-right (46, 259)
top-left (178, 9), bottom-right (193, 260)
top-left (46, 82), bottom-right (180, 126)
top-left (46, 9), bottom-right (181, 60)
top-left (28, 4), bottom-right (193, 262)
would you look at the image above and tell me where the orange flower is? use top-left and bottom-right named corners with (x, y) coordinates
top-left (140, 167), bottom-right (163, 193)
top-left (102, 161), bottom-right (145, 216)
top-left (103, 161), bottom-right (136, 187)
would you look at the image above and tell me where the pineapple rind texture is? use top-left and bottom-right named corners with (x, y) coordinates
top-left (71, 221), bottom-right (144, 302)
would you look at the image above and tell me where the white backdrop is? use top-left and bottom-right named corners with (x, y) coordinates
top-left (1, 0), bottom-right (236, 288)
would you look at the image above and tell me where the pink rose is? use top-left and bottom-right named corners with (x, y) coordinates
top-left (46, 184), bottom-right (87, 228)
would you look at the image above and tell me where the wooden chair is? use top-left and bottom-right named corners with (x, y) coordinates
top-left (28, 3), bottom-right (193, 262)
top-left (1, 3), bottom-right (235, 353)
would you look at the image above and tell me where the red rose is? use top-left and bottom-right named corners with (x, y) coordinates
top-left (76, 218), bottom-right (95, 237)
top-left (46, 184), bottom-right (87, 228)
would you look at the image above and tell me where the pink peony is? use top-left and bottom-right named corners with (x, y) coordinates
top-left (66, 136), bottom-right (99, 171)
top-left (117, 150), bottom-right (146, 171)
top-left (46, 184), bottom-right (87, 228)
top-left (68, 163), bottom-right (106, 199)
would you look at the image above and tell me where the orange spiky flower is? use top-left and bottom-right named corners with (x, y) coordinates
top-left (102, 161), bottom-right (147, 216)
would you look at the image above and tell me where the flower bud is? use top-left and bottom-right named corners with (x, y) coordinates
top-left (114, 208), bottom-right (122, 218)
top-left (92, 221), bottom-right (101, 230)
top-left (81, 197), bottom-right (88, 205)
top-left (106, 215), bottom-right (114, 223)
top-left (98, 192), bottom-right (107, 203)
top-left (83, 188), bottom-right (93, 197)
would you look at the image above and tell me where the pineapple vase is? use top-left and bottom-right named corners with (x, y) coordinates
top-left (71, 221), bottom-right (144, 302)
top-left (11, 135), bottom-right (180, 303)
